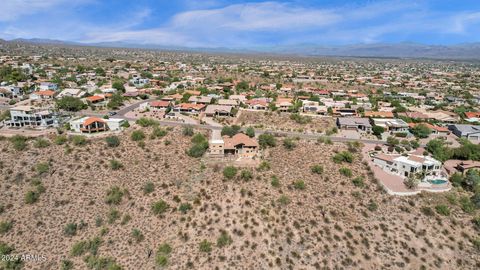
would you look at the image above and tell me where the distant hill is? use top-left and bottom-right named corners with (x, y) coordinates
top-left (6, 38), bottom-right (480, 60)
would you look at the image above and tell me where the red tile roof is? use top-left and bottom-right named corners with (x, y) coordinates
top-left (465, 112), bottom-right (480, 119)
top-left (83, 117), bottom-right (105, 126)
top-left (86, 95), bottom-right (105, 102)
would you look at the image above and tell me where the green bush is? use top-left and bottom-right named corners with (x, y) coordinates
top-left (339, 167), bottom-right (352, 177)
top-left (179, 203), bottom-right (192, 214)
top-left (152, 200), bottom-right (169, 216)
top-left (34, 138), bottom-right (50, 148)
top-left (182, 125), bottom-right (194, 136)
top-left (60, 260), bottom-right (73, 270)
top-left (223, 166), bottom-right (238, 179)
top-left (136, 117), bottom-right (159, 127)
top-left (258, 133), bottom-right (276, 148)
top-left (105, 186), bottom-right (125, 205)
top-left (64, 223), bottom-right (78, 236)
top-left (131, 130), bottom-right (145, 141)
top-left (352, 176), bottom-right (365, 188)
top-left (257, 161), bottom-right (271, 171)
top-left (293, 180), bottom-right (306, 190)
top-left (105, 136), bottom-right (120, 147)
top-left (55, 135), bottom-right (68, 145)
top-left (271, 176), bottom-right (280, 188)
top-left (10, 135), bottom-right (27, 151)
top-left (109, 159), bottom-right (123, 170)
top-left (131, 229), bottom-right (144, 243)
top-left (367, 200), bottom-right (378, 212)
top-left (240, 170), bottom-right (253, 181)
top-left (0, 221), bottom-right (12, 234)
top-left (143, 182), bottom-right (154, 194)
top-left (84, 255), bottom-right (122, 270)
top-left (278, 195), bottom-right (290, 205)
top-left (151, 127), bottom-right (167, 139)
top-left (473, 216), bottom-right (480, 231)
top-left (221, 125), bottom-right (241, 137)
top-left (459, 196), bottom-right (475, 213)
top-left (421, 206), bottom-right (434, 216)
top-left (283, 138), bottom-right (296, 150)
top-left (36, 162), bottom-right (50, 175)
top-left (217, 231), bottom-right (233, 247)
top-left (311, 165), bottom-right (324, 174)
top-left (333, 151), bottom-right (354, 163)
top-left (199, 240), bottom-right (212, 253)
top-left (245, 127), bottom-right (255, 138)
top-left (71, 135), bottom-right (87, 146)
top-left (187, 141), bottom-right (208, 158)
top-left (107, 209), bottom-right (121, 224)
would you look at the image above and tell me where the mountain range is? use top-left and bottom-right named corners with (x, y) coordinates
top-left (3, 38), bottom-right (480, 60)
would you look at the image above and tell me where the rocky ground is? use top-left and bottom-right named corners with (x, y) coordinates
top-left (0, 127), bottom-right (479, 270)
top-left (233, 110), bottom-right (335, 133)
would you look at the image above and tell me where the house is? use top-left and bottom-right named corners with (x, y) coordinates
top-left (409, 123), bottom-right (450, 135)
top-left (364, 111), bottom-right (394, 118)
top-left (204, 105), bottom-right (233, 117)
top-left (188, 95), bottom-right (213, 104)
top-left (228, 95), bottom-right (247, 103)
top-left (129, 77), bottom-right (150, 87)
top-left (0, 86), bottom-right (22, 98)
top-left (209, 133), bottom-right (259, 158)
top-left (303, 101), bottom-right (328, 115)
top-left (30, 90), bottom-right (56, 100)
top-left (275, 98), bottom-right (293, 112)
top-left (373, 153), bottom-right (443, 178)
top-left (372, 118), bottom-right (409, 133)
top-left (85, 95), bottom-right (106, 104)
top-left (333, 108), bottom-right (357, 117)
top-left (149, 101), bottom-right (171, 111)
top-left (464, 112), bottom-right (480, 123)
top-left (70, 117), bottom-right (127, 133)
top-left (217, 99), bottom-right (238, 107)
top-left (336, 117), bottom-right (372, 132)
top-left (172, 103), bottom-right (205, 114)
top-left (57, 88), bottom-right (86, 98)
top-left (246, 99), bottom-right (268, 110)
top-left (6, 106), bottom-right (57, 128)
top-left (448, 124), bottom-right (480, 140)
top-left (38, 82), bottom-right (58, 91)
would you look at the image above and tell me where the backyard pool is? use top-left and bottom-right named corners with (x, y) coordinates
top-left (428, 179), bottom-right (448, 185)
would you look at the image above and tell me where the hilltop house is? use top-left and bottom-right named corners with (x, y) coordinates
top-left (6, 106), bottom-right (57, 128)
top-left (172, 103), bottom-right (205, 115)
top-left (372, 118), bottom-right (409, 133)
top-left (336, 117), bottom-right (372, 132)
top-left (373, 153), bottom-right (443, 178)
top-left (448, 124), bottom-right (480, 141)
top-left (204, 105), bottom-right (233, 117)
top-left (209, 133), bottom-right (259, 158)
top-left (69, 117), bottom-right (127, 133)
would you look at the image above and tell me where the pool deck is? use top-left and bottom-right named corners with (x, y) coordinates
top-left (361, 145), bottom-right (452, 196)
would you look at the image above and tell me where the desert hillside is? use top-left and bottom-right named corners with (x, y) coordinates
top-left (0, 127), bottom-right (479, 270)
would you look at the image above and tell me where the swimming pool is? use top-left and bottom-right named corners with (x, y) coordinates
top-left (428, 179), bottom-right (448, 185)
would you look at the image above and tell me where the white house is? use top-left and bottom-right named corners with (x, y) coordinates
top-left (6, 106), bottom-right (57, 128)
top-left (373, 153), bottom-right (442, 178)
top-left (69, 117), bottom-right (127, 133)
top-left (39, 82), bottom-right (58, 91)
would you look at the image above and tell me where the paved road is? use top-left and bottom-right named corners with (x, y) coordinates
top-left (116, 99), bottom-right (154, 117)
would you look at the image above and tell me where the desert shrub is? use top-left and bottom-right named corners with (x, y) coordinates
top-left (435, 205), bottom-right (450, 216)
top-left (271, 176), bottom-right (280, 187)
top-left (36, 162), bottom-right (50, 174)
top-left (240, 170), bottom-right (253, 181)
top-left (0, 204), bottom-right (4, 214)
top-left (151, 127), bottom-right (167, 139)
top-left (0, 221), bottom-right (12, 234)
top-left (71, 237), bottom-right (102, 256)
top-left (221, 125), bottom-right (241, 137)
top-left (105, 136), bottom-right (120, 147)
top-left (131, 130), bottom-right (145, 141)
top-left (108, 209), bottom-right (121, 224)
top-left (54, 135), bottom-right (68, 145)
top-left (339, 167), bottom-right (352, 177)
top-left (352, 176), bottom-right (365, 188)
top-left (109, 159), bottom-right (123, 170)
top-left (278, 195), bottom-right (290, 205)
top-left (473, 216), bottom-right (480, 231)
top-left (10, 135), bottom-right (27, 151)
top-left (152, 200), bottom-right (169, 216)
top-left (374, 145), bottom-right (382, 151)
top-left (105, 186), bottom-right (125, 205)
top-left (245, 127), bottom-right (255, 138)
top-left (131, 229), bottom-right (144, 243)
top-left (223, 166), bottom-right (238, 179)
top-left (187, 142), bottom-right (208, 158)
top-left (34, 138), bottom-right (50, 148)
top-left (367, 200), bottom-right (378, 211)
top-left (182, 125), bottom-right (194, 136)
top-left (217, 231), bottom-right (233, 247)
top-left (199, 240), bottom-right (212, 253)
top-left (64, 223), bottom-right (78, 236)
top-left (459, 196), bottom-right (475, 213)
top-left (258, 133), bottom-right (276, 148)
top-left (325, 127), bottom-right (338, 136)
top-left (25, 181), bottom-right (45, 204)
top-left (283, 138), bottom-right (296, 150)
top-left (333, 151), bottom-right (354, 163)
top-left (473, 238), bottom-right (480, 251)
top-left (60, 260), bottom-right (73, 270)
top-left (290, 113), bottom-right (311, 124)
top-left (471, 192), bottom-right (480, 209)
top-left (136, 117), bottom-right (159, 127)
top-left (143, 182), bottom-right (154, 194)
top-left (156, 243), bottom-right (172, 266)
top-left (179, 203), bottom-right (192, 214)
top-left (84, 255), bottom-right (122, 270)
top-left (311, 165), bottom-right (324, 174)
top-left (0, 242), bottom-right (22, 268)
top-left (191, 133), bottom-right (207, 144)
top-left (421, 206), bottom-right (435, 216)
top-left (71, 135), bottom-right (87, 146)
top-left (257, 160), bottom-right (271, 171)
top-left (317, 136), bottom-right (333, 145)
top-left (293, 180), bottom-right (306, 190)
top-left (156, 255), bottom-right (168, 267)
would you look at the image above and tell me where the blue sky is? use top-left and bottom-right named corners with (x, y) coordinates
top-left (1, 0), bottom-right (480, 48)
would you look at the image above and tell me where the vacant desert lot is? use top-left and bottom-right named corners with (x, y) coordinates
top-left (234, 110), bottom-right (335, 133)
top-left (0, 128), bottom-right (479, 269)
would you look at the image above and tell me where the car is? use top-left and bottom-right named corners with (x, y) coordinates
top-left (108, 111), bottom-right (117, 116)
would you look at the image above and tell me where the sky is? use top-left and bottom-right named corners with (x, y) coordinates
top-left (1, 0), bottom-right (480, 48)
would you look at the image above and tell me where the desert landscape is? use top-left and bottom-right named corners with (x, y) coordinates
top-left (1, 126), bottom-right (479, 270)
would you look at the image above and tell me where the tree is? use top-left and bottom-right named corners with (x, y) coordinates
top-left (221, 125), bottom-right (241, 137)
top-left (404, 172), bottom-right (421, 189)
top-left (223, 166), bottom-right (238, 179)
top-left (95, 67), bottom-right (106, 77)
top-left (411, 124), bottom-right (432, 138)
top-left (107, 93), bottom-right (124, 109)
top-left (258, 134), bottom-right (276, 148)
top-left (245, 127), bottom-right (255, 138)
top-left (426, 139), bottom-right (453, 162)
top-left (112, 81), bottom-right (125, 92)
top-left (386, 136), bottom-right (400, 147)
top-left (372, 125), bottom-right (385, 136)
top-left (56, 96), bottom-right (87, 112)
top-left (235, 81), bottom-right (249, 92)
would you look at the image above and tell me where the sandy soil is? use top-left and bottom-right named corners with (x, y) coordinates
top-left (0, 131), bottom-right (479, 269)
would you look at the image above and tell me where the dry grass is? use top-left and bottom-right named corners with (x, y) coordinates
top-left (0, 130), bottom-right (479, 269)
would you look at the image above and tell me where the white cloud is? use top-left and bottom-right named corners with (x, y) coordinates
top-left (0, 0), bottom-right (93, 22)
